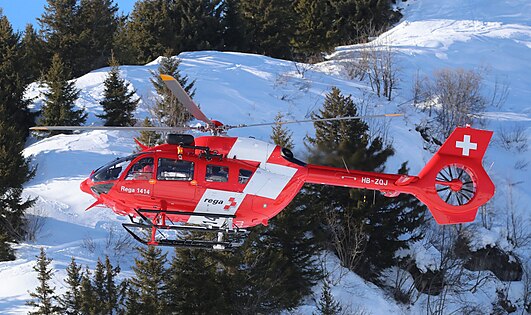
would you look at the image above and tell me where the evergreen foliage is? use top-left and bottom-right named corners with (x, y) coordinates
top-left (0, 231), bottom-right (15, 261)
top-left (27, 248), bottom-right (61, 315)
top-left (127, 246), bottom-right (168, 314)
top-left (330, 0), bottom-right (401, 44)
top-left (58, 258), bottom-right (82, 315)
top-left (150, 55), bottom-right (195, 127)
top-left (270, 112), bottom-right (294, 150)
top-left (38, 0), bottom-right (81, 77)
top-left (237, 0), bottom-right (296, 59)
top-left (104, 256), bottom-right (125, 314)
top-left (292, 0), bottom-right (337, 60)
top-left (137, 117), bottom-right (162, 149)
top-left (0, 11), bottom-right (36, 250)
top-left (79, 268), bottom-right (96, 314)
top-left (306, 87), bottom-right (424, 281)
top-left (77, 0), bottom-right (119, 74)
top-left (314, 279), bottom-right (342, 315)
top-left (39, 54), bottom-right (87, 134)
top-left (20, 24), bottom-right (48, 84)
top-left (166, 249), bottom-right (229, 314)
top-left (97, 55), bottom-right (139, 126)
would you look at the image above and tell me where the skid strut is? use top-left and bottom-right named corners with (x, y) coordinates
top-left (122, 209), bottom-right (247, 250)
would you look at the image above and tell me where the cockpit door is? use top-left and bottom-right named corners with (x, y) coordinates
top-left (152, 156), bottom-right (197, 211)
top-left (116, 156), bottom-right (155, 207)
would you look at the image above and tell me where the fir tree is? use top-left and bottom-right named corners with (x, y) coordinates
top-left (27, 248), bottom-right (61, 314)
top-left (150, 55), bottom-right (195, 127)
top-left (136, 117), bottom-right (162, 150)
top-left (104, 256), bottom-right (124, 314)
top-left (221, 0), bottom-right (249, 52)
top-left (78, 267), bottom-right (95, 314)
top-left (20, 24), bottom-right (48, 85)
top-left (127, 246), bottom-right (167, 314)
top-left (166, 249), bottom-right (229, 314)
top-left (270, 112), bottom-right (294, 150)
top-left (38, 0), bottom-right (81, 77)
top-left (314, 279), bottom-right (342, 315)
top-left (0, 10), bottom-right (35, 136)
top-left (0, 11), bottom-right (36, 246)
top-left (292, 0), bottom-right (337, 61)
top-left (126, 0), bottom-right (175, 63)
top-left (305, 87), bottom-right (422, 281)
top-left (238, 0), bottom-right (296, 59)
top-left (58, 257), bottom-right (82, 315)
top-left (92, 258), bottom-right (106, 312)
top-left (171, 0), bottom-right (225, 53)
top-left (77, 0), bottom-right (119, 74)
top-left (39, 54), bottom-right (87, 134)
top-left (0, 232), bottom-right (15, 261)
top-left (97, 55), bottom-right (139, 126)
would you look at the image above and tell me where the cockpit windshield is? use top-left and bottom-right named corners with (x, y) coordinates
top-left (91, 154), bottom-right (139, 182)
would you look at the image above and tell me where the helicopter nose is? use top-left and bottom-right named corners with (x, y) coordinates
top-left (80, 178), bottom-right (93, 195)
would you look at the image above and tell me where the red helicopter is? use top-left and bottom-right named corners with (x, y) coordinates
top-left (32, 74), bottom-right (495, 250)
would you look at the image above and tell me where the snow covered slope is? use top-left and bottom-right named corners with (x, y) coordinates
top-left (1, 0), bottom-right (530, 313)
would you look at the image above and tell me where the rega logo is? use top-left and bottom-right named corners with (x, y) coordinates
top-left (204, 198), bottom-right (224, 205)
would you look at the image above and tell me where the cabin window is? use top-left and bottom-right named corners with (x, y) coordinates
top-left (157, 159), bottom-right (194, 181)
top-left (125, 157), bottom-right (154, 181)
top-left (206, 165), bottom-right (229, 182)
top-left (238, 169), bottom-right (253, 184)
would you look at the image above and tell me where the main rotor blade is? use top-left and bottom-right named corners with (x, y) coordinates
top-left (30, 126), bottom-right (194, 132)
top-left (225, 113), bottom-right (404, 130)
top-left (160, 74), bottom-right (212, 125)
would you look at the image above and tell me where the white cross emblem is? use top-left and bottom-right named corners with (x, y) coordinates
top-left (455, 135), bottom-right (477, 156)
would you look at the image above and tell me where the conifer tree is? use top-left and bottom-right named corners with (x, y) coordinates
top-left (27, 248), bottom-right (60, 314)
top-left (0, 232), bottom-right (15, 261)
top-left (314, 279), bottom-right (342, 315)
top-left (104, 256), bottom-right (124, 314)
top-left (0, 11), bottom-right (35, 248)
top-left (166, 249), bottom-right (229, 314)
top-left (238, 0), bottom-right (296, 59)
top-left (38, 0), bottom-right (81, 77)
top-left (292, 0), bottom-right (337, 61)
top-left (171, 0), bottom-right (225, 53)
top-left (126, 0), bottom-right (175, 63)
top-left (79, 267), bottom-right (96, 314)
top-left (329, 0), bottom-right (400, 44)
top-left (92, 258), bottom-right (106, 312)
top-left (39, 54), bottom-right (87, 134)
top-left (58, 257), bottom-right (82, 315)
top-left (150, 55), bottom-right (195, 127)
top-left (97, 55), bottom-right (139, 126)
top-left (305, 87), bottom-right (423, 281)
top-left (127, 246), bottom-right (167, 314)
top-left (77, 0), bottom-right (119, 74)
top-left (221, 0), bottom-right (249, 52)
top-left (0, 11), bottom-right (35, 136)
top-left (20, 24), bottom-right (48, 85)
top-left (137, 117), bottom-right (162, 149)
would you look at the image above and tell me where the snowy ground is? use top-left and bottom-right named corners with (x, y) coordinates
top-left (1, 0), bottom-right (530, 313)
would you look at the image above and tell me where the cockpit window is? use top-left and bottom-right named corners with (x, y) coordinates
top-left (91, 154), bottom-right (139, 182)
top-left (238, 169), bottom-right (253, 184)
top-left (206, 165), bottom-right (229, 182)
top-left (125, 157), bottom-right (154, 181)
top-left (157, 158), bottom-right (194, 181)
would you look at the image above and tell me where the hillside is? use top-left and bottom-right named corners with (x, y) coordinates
top-left (1, 0), bottom-right (530, 313)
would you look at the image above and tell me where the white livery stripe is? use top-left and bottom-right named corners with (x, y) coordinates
top-left (227, 137), bottom-right (276, 165)
top-left (188, 189), bottom-right (245, 226)
top-left (243, 163), bottom-right (298, 199)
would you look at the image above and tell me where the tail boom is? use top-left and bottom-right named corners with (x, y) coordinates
top-left (304, 126), bottom-right (495, 225)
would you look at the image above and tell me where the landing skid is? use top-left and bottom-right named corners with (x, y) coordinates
top-left (122, 209), bottom-right (248, 250)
